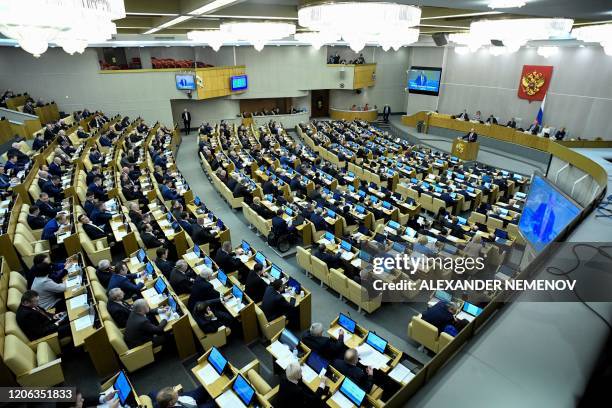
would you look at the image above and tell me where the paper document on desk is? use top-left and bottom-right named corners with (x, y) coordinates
top-left (211, 278), bottom-right (223, 291)
top-left (340, 251), bottom-right (353, 261)
top-left (142, 288), bottom-right (157, 298)
top-left (197, 364), bottom-right (220, 385)
top-left (269, 340), bottom-right (292, 359)
top-left (356, 343), bottom-right (391, 369)
top-left (69, 294), bottom-right (88, 309)
top-left (129, 256), bottom-right (140, 266)
top-left (301, 364), bottom-right (318, 384)
top-left (66, 263), bottom-right (81, 274)
top-left (388, 364), bottom-right (415, 384)
top-left (330, 391), bottom-right (354, 408)
top-left (276, 354), bottom-right (298, 370)
top-left (239, 255), bottom-right (249, 263)
top-left (74, 315), bottom-right (93, 331)
top-left (215, 390), bottom-right (246, 408)
top-left (65, 276), bottom-right (82, 288)
top-left (184, 252), bottom-right (199, 261)
top-left (329, 327), bottom-right (352, 343)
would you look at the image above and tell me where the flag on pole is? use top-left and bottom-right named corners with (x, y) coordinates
top-left (536, 94), bottom-right (546, 125)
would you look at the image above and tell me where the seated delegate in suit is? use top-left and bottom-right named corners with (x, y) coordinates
top-left (272, 209), bottom-right (295, 236)
top-left (309, 207), bottom-right (327, 231)
top-left (261, 279), bottom-right (296, 322)
top-left (333, 348), bottom-right (374, 392)
top-left (461, 128), bottom-right (478, 142)
top-left (107, 261), bottom-right (144, 299)
top-left (169, 260), bottom-right (195, 295)
top-left (87, 176), bottom-right (108, 201)
top-left (107, 288), bottom-right (166, 328)
top-left (276, 362), bottom-right (329, 408)
top-left (192, 300), bottom-right (233, 335)
top-left (78, 214), bottom-right (107, 240)
top-left (48, 157), bottom-right (63, 177)
top-left (525, 120), bottom-right (541, 135)
top-left (31, 262), bottom-right (68, 312)
top-left (27, 205), bottom-right (48, 230)
top-left (251, 196), bottom-right (275, 219)
top-left (506, 118), bottom-right (517, 128)
top-left (161, 179), bottom-right (180, 201)
top-left (96, 259), bottom-right (113, 288)
top-left (142, 223), bottom-right (168, 249)
top-left (554, 127), bottom-right (566, 140)
top-left (187, 268), bottom-right (220, 312)
top-left (421, 301), bottom-right (458, 332)
top-left (313, 243), bottom-right (342, 269)
top-left (152, 385), bottom-right (214, 408)
top-left (124, 299), bottom-right (168, 348)
top-left (42, 213), bottom-right (70, 244)
top-left (155, 247), bottom-right (175, 279)
top-left (245, 263), bottom-right (267, 303)
top-left (301, 322), bottom-right (346, 361)
top-left (485, 114), bottom-right (497, 125)
top-left (42, 176), bottom-right (64, 201)
top-left (214, 241), bottom-right (243, 276)
top-left (16, 290), bottom-right (70, 340)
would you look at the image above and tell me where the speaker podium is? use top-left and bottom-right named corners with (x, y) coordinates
top-left (452, 139), bottom-right (479, 161)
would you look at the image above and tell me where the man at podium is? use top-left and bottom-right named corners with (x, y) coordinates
top-left (462, 128), bottom-right (478, 142)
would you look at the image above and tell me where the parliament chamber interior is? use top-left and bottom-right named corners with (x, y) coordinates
top-left (0, 0), bottom-right (611, 407)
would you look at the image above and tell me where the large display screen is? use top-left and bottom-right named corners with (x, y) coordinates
top-left (407, 66), bottom-right (442, 96)
top-left (518, 175), bottom-right (582, 252)
top-left (230, 75), bottom-right (248, 91)
top-left (175, 74), bottom-right (196, 90)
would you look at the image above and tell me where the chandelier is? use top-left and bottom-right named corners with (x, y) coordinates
top-left (298, 2), bottom-right (421, 52)
top-left (187, 30), bottom-right (229, 52)
top-left (469, 19), bottom-right (573, 53)
top-left (0, 0), bottom-right (125, 57)
top-left (449, 32), bottom-right (489, 52)
top-left (220, 22), bottom-right (296, 51)
top-left (488, 0), bottom-right (526, 8)
top-left (294, 32), bottom-right (340, 50)
top-left (572, 23), bottom-right (612, 56)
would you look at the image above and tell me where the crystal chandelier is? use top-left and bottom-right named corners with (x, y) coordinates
top-left (0, 0), bottom-right (125, 57)
top-left (298, 2), bottom-right (421, 52)
top-left (220, 22), bottom-right (296, 51)
top-left (572, 23), bottom-right (612, 56)
top-left (488, 0), bottom-right (526, 8)
top-left (187, 30), bottom-right (229, 51)
top-left (470, 18), bottom-right (573, 52)
top-left (449, 33), bottom-right (489, 52)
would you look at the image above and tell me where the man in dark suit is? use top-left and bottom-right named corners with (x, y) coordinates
top-left (182, 109), bottom-right (191, 135)
top-left (155, 248), bottom-right (175, 278)
top-left (421, 301), bottom-right (458, 332)
top-left (462, 128), bottom-right (478, 142)
top-left (309, 208), bottom-right (327, 231)
top-left (526, 120), bottom-right (540, 135)
top-left (272, 209), bottom-right (294, 236)
top-left (251, 197), bottom-right (274, 219)
top-left (333, 349), bottom-right (374, 392)
top-left (382, 104), bottom-right (391, 122)
top-left (187, 268), bottom-right (220, 312)
top-left (169, 260), bottom-right (194, 295)
top-left (261, 279), bottom-right (295, 322)
top-left (48, 158), bottom-right (63, 177)
top-left (87, 176), bottom-right (107, 201)
top-left (142, 224), bottom-right (167, 249)
top-left (107, 288), bottom-right (164, 328)
top-left (262, 179), bottom-right (277, 195)
top-left (16, 290), bottom-right (70, 340)
top-left (245, 263), bottom-right (267, 303)
top-left (190, 217), bottom-right (217, 249)
top-left (78, 214), bottom-right (107, 240)
top-left (554, 127), bottom-right (566, 140)
top-left (313, 244), bottom-right (341, 269)
top-left (302, 322), bottom-right (346, 361)
top-left (42, 176), bottom-right (63, 201)
top-left (214, 241), bottom-right (242, 274)
top-left (485, 115), bottom-right (497, 125)
top-left (124, 299), bottom-right (168, 348)
top-left (506, 118), bottom-right (517, 128)
top-left (27, 205), bottom-right (48, 230)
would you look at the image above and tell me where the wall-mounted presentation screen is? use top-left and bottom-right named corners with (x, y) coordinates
top-left (230, 75), bottom-right (248, 91)
top-left (518, 175), bottom-right (582, 253)
top-left (175, 74), bottom-right (196, 90)
top-left (407, 66), bottom-right (442, 96)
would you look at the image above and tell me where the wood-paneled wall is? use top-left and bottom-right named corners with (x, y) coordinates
top-left (353, 64), bottom-right (376, 89)
top-left (195, 66), bottom-right (246, 100)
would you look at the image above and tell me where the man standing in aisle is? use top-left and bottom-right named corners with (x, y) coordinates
top-left (382, 104), bottom-right (391, 122)
top-left (182, 108), bottom-right (191, 135)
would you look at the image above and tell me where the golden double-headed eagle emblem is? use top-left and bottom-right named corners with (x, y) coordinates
top-left (521, 70), bottom-right (546, 96)
top-left (456, 143), bottom-right (465, 153)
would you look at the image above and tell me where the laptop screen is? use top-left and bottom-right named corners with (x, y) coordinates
top-left (324, 231), bottom-right (335, 242)
top-left (287, 277), bottom-right (301, 294)
top-left (370, 195), bottom-right (379, 203)
top-left (204, 256), bottom-right (213, 268)
top-left (340, 240), bottom-right (351, 252)
top-left (217, 270), bottom-right (227, 285)
top-left (194, 196), bottom-right (201, 206)
top-left (193, 245), bottom-right (201, 257)
top-left (232, 285), bottom-right (243, 301)
top-left (137, 248), bottom-right (146, 263)
top-left (392, 242), bottom-right (406, 253)
top-left (359, 250), bottom-right (372, 262)
top-left (285, 207), bottom-right (293, 216)
top-left (233, 374), bottom-right (255, 405)
top-left (279, 328), bottom-right (299, 350)
top-left (434, 290), bottom-right (452, 302)
top-left (339, 377), bottom-right (366, 406)
top-left (495, 228), bottom-right (509, 240)
top-left (355, 205), bottom-right (365, 214)
top-left (255, 252), bottom-right (266, 265)
top-left (154, 278), bottom-right (166, 294)
top-left (307, 351), bottom-right (329, 374)
top-left (338, 313), bottom-right (356, 333)
top-left (241, 240), bottom-right (250, 253)
top-left (382, 201), bottom-right (391, 209)
top-left (145, 262), bottom-right (154, 276)
top-left (388, 220), bottom-right (400, 230)
top-left (457, 216), bottom-right (467, 225)
top-left (114, 371), bottom-right (131, 405)
top-left (168, 296), bottom-right (177, 312)
top-left (269, 264), bottom-right (282, 280)
top-left (265, 194), bottom-right (273, 202)
top-left (366, 331), bottom-right (388, 353)
top-left (207, 347), bottom-right (227, 375)
top-left (327, 209), bottom-right (335, 218)
top-left (463, 302), bottom-right (483, 317)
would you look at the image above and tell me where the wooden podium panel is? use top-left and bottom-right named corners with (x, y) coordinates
top-left (452, 139), bottom-right (479, 161)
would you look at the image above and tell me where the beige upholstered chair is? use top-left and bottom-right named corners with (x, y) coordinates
top-left (3, 334), bottom-right (64, 386)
